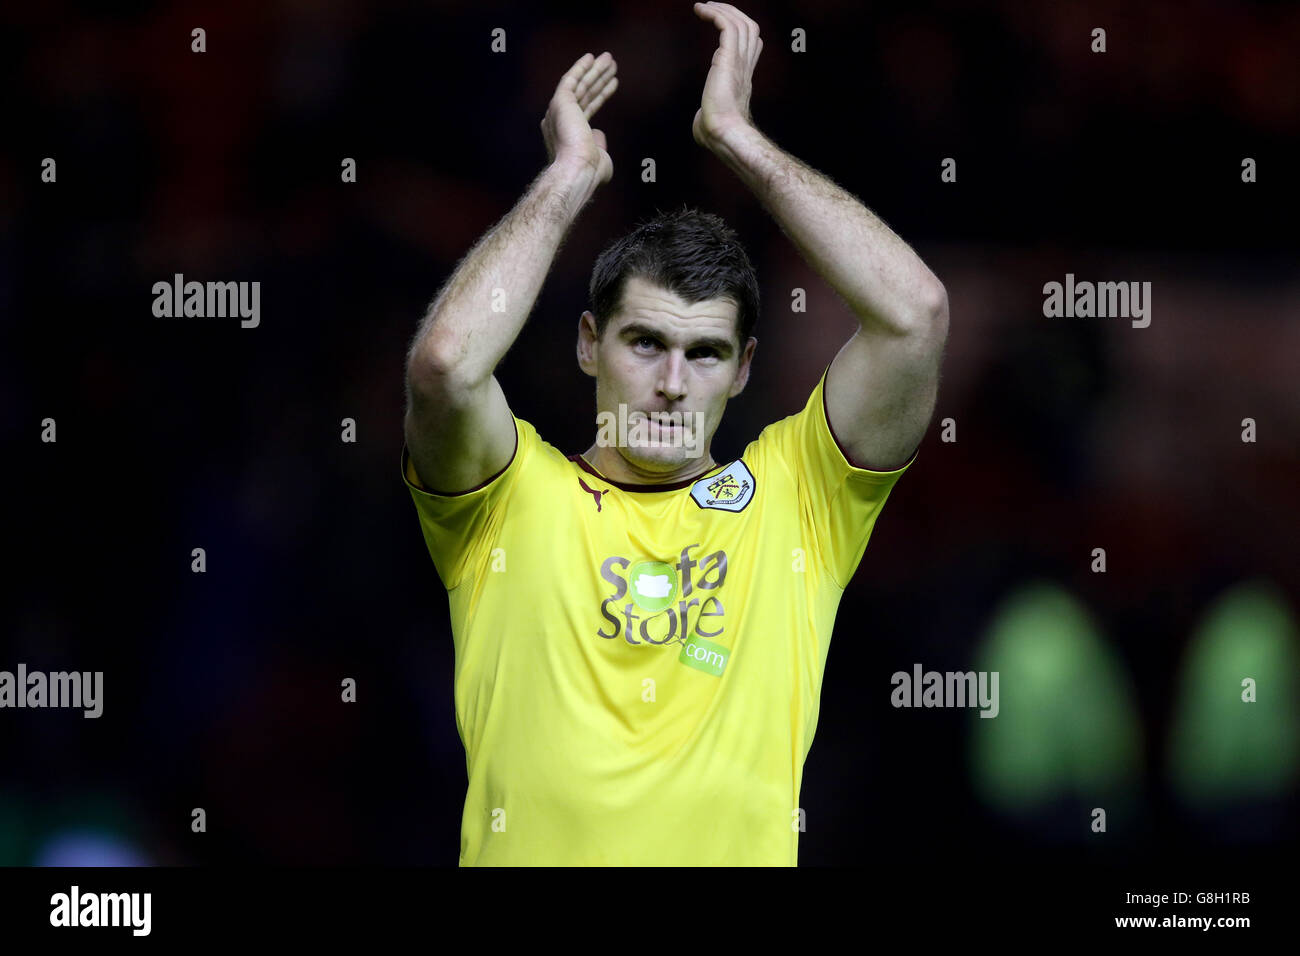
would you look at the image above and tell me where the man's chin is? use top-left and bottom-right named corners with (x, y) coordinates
top-left (621, 443), bottom-right (693, 474)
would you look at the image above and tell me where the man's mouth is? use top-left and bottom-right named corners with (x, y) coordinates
top-left (645, 417), bottom-right (687, 434)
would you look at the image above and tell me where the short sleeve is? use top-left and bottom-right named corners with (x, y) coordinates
top-left (755, 367), bottom-right (916, 589)
top-left (400, 415), bottom-right (531, 590)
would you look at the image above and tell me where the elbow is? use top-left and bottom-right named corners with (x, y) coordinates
top-left (885, 282), bottom-right (947, 347)
top-left (406, 334), bottom-right (490, 405)
top-left (407, 329), bottom-right (465, 390)
top-left (924, 280), bottom-right (948, 324)
top-left (919, 281), bottom-right (948, 347)
top-left (405, 345), bottom-right (443, 397)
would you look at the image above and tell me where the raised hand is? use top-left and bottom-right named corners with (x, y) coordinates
top-left (692, 2), bottom-right (763, 147)
top-left (541, 51), bottom-right (619, 184)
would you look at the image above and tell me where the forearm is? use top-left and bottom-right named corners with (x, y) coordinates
top-left (708, 124), bottom-right (945, 335)
top-left (407, 160), bottom-right (597, 389)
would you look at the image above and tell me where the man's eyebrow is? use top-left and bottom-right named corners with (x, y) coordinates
top-left (619, 322), bottom-right (735, 355)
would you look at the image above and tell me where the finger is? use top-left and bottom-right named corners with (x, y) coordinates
top-left (574, 51), bottom-right (613, 100)
top-left (576, 55), bottom-right (616, 105)
top-left (694, 3), bottom-right (737, 56)
top-left (576, 54), bottom-right (614, 102)
top-left (707, 1), bottom-right (758, 31)
top-left (592, 129), bottom-right (607, 151)
top-left (583, 75), bottom-right (618, 119)
top-left (727, 6), bottom-right (758, 61)
top-left (700, 2), bottom-right (749, 60)
top-left (578, 71), bottom-right (616, 119)
top-left (559, 52), bottom-right (595, 94)
top-left (577, 68), bottom-right (613, 112)
top-left (713, 3), bottom-right (759, 61)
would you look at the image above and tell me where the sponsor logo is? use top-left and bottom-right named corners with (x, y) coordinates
top-left (577, 476), bottom-right (609, 512)
top-left (596, 544), bottom-right (728, 649)
top-left (679, 634), bottom-right (729, 677)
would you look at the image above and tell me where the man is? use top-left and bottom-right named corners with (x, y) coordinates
top-left (402, 2), bottom-right (947, 865)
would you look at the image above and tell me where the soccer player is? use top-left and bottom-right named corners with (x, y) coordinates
top-left (402, 2), bottom-right (947, 865)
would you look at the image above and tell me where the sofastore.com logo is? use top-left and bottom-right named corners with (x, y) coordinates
top-left (596, 544), bottom-right (728, 646)
top-left (679, 634), bottom-right (729, 677)
top-left (628, 560), bottom-right (677, 613)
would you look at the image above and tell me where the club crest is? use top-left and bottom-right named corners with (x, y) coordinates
top-left (690, 460), bottom-right (755, 512)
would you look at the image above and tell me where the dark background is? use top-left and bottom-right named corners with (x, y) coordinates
top-left (2, 0), bottom-right (1297, 869)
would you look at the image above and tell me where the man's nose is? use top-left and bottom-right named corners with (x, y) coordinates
top-left (657, 350), bottom-right (687, 400)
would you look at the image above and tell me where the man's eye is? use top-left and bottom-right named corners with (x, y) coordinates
top-left (690, 349), bottom-right (718, 360)
top-left (635, 337), bottom-right (659, 349)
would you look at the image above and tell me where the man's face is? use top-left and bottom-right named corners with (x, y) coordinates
top-left (577, 275), bottom-right (756, 475)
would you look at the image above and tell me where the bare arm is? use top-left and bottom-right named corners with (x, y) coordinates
top-left (404, 52), bottom-right (619, 492)
top-left (709, 123), bottom-right (947, 470)
top-left (693, 3), bottom-right (947, 471)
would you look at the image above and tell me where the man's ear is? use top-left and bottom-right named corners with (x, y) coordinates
top-left (729, 336), bottom-right (757, 397)
top-left (577, 311), bottom-right (600, 377)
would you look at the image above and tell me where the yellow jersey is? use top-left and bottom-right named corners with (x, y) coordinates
top-left (402, 368), bottom-right (914, 865)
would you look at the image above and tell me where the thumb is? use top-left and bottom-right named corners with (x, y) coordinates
top-left (592, 129), bottom-right (607, 151)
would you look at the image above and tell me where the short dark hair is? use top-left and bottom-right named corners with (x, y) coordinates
top-left (588, 206), bottom-right (759, 350)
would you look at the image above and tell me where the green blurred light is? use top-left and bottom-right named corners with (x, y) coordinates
top-left (1168, 580), bottom-right (1300, 806)
top-left (971, 581), bottom-right (1143, 814)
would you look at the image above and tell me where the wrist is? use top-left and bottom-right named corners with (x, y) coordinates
top-left (702, 120), bottom-right (763, 164)
top-left (548, 153), bottom-right (605, 192)
top-left (539, 159), bottom-right (599, 220)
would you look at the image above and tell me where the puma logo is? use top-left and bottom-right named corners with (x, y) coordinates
top-left (577, 477), bottom-right (609, 513)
